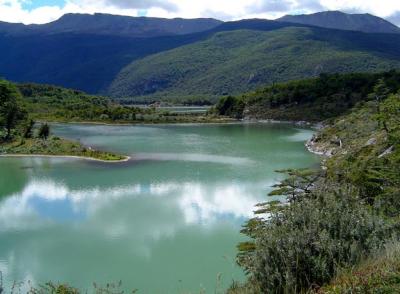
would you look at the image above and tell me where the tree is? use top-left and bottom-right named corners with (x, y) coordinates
top-left (372, 79), bottom-right (390, 132)
top-left (215, 96), bottom-right (244, 118)
top-left (38, 123), bottom-right (50, 140)
top-left (0, 80), bottom-right (26, 139)
top-left (268, 168), bottom-right (322, 202)
top-left (23, 119), bottom-right (35, 138)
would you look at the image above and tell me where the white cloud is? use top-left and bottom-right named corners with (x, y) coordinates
top-left (319, 0), bottom-right (400, 18)
top-left (0, 0), bottom-right (399, 24)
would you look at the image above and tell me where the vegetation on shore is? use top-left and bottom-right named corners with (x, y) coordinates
top-left (0, 137), bottom-right (126, 161)
top-left (0, 80), bottom-right (126, 161)
top-left (18, 83), bottom-right (222, 124)
top-left (215, 70), bottom-right (400, 122)
top-left (227, 72), bottom-right (400, 293)
top-left (317, 243), bottom-right (400, 293)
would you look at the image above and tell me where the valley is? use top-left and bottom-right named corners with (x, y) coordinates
top-left (1, 7), bottom-right (400, 294)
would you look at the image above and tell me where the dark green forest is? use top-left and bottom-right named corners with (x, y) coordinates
top-left (108, 26), bottom-right (400, 102)
top-left (216, 70), bottom-right (400, 121)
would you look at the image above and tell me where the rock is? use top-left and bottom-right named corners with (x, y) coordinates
top-left (330, 136), bottom-right (342, 147)
top-left (378, 146), bottom-right (394, 158)
top-left (365, 138), bottom-right (377, 146)
top-left (325, 149), bottom-right (334, 157)
top-left (295, 121), bottom-right (309, 126)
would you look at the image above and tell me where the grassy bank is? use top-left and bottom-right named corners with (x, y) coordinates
top-left (318, 243), bottom-right (400, 293)
top-left (0, 137), bottom-right (127, 162)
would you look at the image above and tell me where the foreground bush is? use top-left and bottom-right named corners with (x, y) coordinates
top-left (235, 185), bottom-right (391, 293)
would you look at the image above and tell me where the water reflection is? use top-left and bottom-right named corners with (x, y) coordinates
top-left (131, 153), bottom-right (255, 165)
top-left (0, 179), bottom-right (263, 232)
top-left (0, 178), bottom-right (259, 291)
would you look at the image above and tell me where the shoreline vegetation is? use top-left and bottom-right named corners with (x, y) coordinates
top-left (0, 79), bottom-right (129, 162)
top-left (226, 71), bottom-right (400, 293)
top-left (35, 116), bottom-right (236, 126)
top-left (17, 82), bottom-right (231, 125)
top-left (0, 153), bottom-right (130, 163)
top-left (0, 137), bottom-right (129, 162)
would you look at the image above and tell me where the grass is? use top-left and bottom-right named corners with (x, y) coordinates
top-left (0, 137), bottom-right (127, 162)
top-left (317, 243), bottom-right (400, 293)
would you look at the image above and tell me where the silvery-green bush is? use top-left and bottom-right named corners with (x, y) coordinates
top-left (237, 185), bottom-right (392, 293)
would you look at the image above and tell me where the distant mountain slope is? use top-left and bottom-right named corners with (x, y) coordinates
top-left (1, 14), bottom-right (400, 99)
top-left (0, 13), bottom-right (222, 37)
top-left (0, 18), bottom-right (299, 94)
top-left (278, 11), bottom-right (400, 34)
top-left (0, 32), bottom-right (211, 94)
top-left (107, 26), bottom-right (400, 102)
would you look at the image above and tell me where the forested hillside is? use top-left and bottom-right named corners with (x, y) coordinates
top-left (0, 32), bottom-right (211, 94)
top-left (108, 26), bottom-right (400, 102)
top-left (15, 82), bottom-right (224, 124)
top-left (215, 70), bottom-right (400, 121)
top-left (1, 13), bottom-right (400, 102)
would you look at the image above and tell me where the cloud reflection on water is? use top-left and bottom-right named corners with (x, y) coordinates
top-left (0, 178), bottom-right (264, 233)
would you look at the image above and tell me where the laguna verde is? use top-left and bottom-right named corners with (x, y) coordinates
top-left (0, 123), bottom-right (318, 293)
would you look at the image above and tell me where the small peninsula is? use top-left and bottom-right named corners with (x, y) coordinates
top-left (0, 80), bottom-right (127, 162)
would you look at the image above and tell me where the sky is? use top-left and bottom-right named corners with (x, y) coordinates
top-left (0, 0), bottom-right (399, 26)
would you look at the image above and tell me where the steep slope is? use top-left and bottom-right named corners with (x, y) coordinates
top-left (108, 26), bottom-right (400, 102)
top-left (278, 11), bottom-right (400, 34)
top-left (0, 32), bottom-right (209, 94)
top-left (0, 13), bottom-right (222, 37)
top-left (0, 18), bottom-right (306, 94)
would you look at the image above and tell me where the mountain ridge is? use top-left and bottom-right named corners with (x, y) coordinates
top-left (277, 11), bottom-right (400, 34)
top-left (0, 13), bottom-right (222, 38)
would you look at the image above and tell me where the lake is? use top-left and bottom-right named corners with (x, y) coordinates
top-left (0, 123), bottom-right (318, 293)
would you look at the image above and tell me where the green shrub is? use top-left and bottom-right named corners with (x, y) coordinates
top-left (237, 185), bottom-right (392, 293)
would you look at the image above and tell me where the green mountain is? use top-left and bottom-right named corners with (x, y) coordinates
top-left (2, 13), bottom-right (400, 102)
top-left (278, 11), bottom-right (400, 34)
top-left (0, 13), bottom-right (222, 37)
top-left (108, 26), bottom-right (400, 102)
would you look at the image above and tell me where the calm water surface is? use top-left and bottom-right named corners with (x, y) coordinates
top-left (0, 123), bottom-right (318, 293)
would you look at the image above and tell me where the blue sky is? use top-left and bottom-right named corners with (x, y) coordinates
top-left (22, 0), bottom-right (65, 10)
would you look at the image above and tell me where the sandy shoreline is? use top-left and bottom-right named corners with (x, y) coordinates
top-left (0, 153), bottom-right (131, 163)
